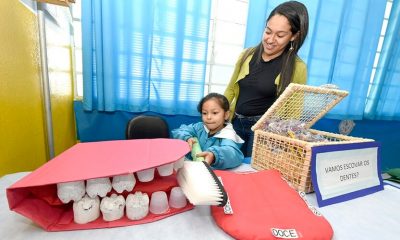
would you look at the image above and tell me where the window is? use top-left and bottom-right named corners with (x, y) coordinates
top-left (205, 0), bottom-right (248, 95)
top-left (368, 0), bottom-right (393, 95)
top-left (71, 0), bottom-right (248, 99)
top-left (71, 1), bottom-right (83, 98)
top-left (72, 0), bottom-right (390, 101)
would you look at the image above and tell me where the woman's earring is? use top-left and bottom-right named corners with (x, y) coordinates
top-left (289, 41), bottom-right (294, 51)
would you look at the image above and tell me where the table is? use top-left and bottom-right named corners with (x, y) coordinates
top-left (1, 165), bottom-right (400, 240)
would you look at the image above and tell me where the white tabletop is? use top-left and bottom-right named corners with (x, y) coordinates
top-left (1, 165), bottom-right (400, 240)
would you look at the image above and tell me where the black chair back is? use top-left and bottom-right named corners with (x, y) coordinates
top-left (125, 115), bottom-right (170, 139)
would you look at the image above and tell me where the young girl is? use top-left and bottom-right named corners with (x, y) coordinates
top-left (172, 93), bottom-right (244, 170)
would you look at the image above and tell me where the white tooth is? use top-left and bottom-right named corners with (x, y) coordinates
top-left (73, 194), bottom-right (100, 224)
top-left (149, 191), bottom-right (169, 214)
top-left (57, 180), bottom-right (85, 203)
top-left (100, 193), bottom-right (126, 221)
top-left (112, 173), bottom-right (136, 193)
top-left (86, 177), bottom-right (112, 198)
top-left (136, 168), bottom-right (155, 182)
top-left (169, 186), bottom-right (187, 209)
top-left (157, 163), bottom-right (174, 176)
top-left (126, 191), bottom-right (149, 220)
top-left (173, 157), bottom-right (185, 171)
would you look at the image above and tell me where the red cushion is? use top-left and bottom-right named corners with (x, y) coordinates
top-left (211, 170), bottom-right (333, 240)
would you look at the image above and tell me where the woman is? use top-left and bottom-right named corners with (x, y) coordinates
top-left (224, 1), bottom-right (309, 157)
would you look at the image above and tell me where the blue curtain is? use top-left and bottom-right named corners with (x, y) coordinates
top-left (365, 1), bottom-right (400, 120)
top-left (245, 0), bottom-right (386, 120)
top-left (82, 0), bottom-right (211, 116)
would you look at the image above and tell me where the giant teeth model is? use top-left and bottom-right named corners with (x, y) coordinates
top-left (100, 193), bottom-right (126, 221)
top-left (57, 180), bottom-right (85, 203)
top-left (112, 173), bottom-right (136, 193)
top-left (86, 177), bottom-right (112, 198)
top-left (73, 194), bottom-right (100, 224)
top-left (126, 191), bottom-right (150, 220)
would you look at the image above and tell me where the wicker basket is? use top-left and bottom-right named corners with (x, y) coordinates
top-left (251, 84), bottom-right (373, 193)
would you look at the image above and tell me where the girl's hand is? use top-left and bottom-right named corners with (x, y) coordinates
top-left (187, 138), bottom-right (196, 150)
top-left (196, 151), bottom-right (215, 165)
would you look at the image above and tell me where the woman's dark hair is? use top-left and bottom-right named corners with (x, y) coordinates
top-left (197, 93), bottom-right (230, 113)
top-left (240, 1), bottom-right (309, 95)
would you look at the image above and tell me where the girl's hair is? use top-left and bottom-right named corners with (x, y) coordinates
top-left (197, 93), bottom-right (230, 113)
top-left (240, 1), bottom-right (309, 95)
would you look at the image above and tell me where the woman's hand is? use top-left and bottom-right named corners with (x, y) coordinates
top-left (196, 151), bottom-right (215, 165)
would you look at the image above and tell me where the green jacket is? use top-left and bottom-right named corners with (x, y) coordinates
top-left (224, 50), bottom-right (307, 120)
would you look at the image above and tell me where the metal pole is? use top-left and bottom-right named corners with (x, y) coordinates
top-left (37, 2), bottom-right (55, 159)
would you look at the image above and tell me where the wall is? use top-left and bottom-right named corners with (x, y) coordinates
top-left (0, 0), bottom-right (48, 176)
top-left (74, 101), bottom-right (200, 142)
top-left (0, 1), bottom-right (76, 176)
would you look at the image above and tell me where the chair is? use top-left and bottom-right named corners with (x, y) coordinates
top-left (125, 115), bottom-right (170, 139)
